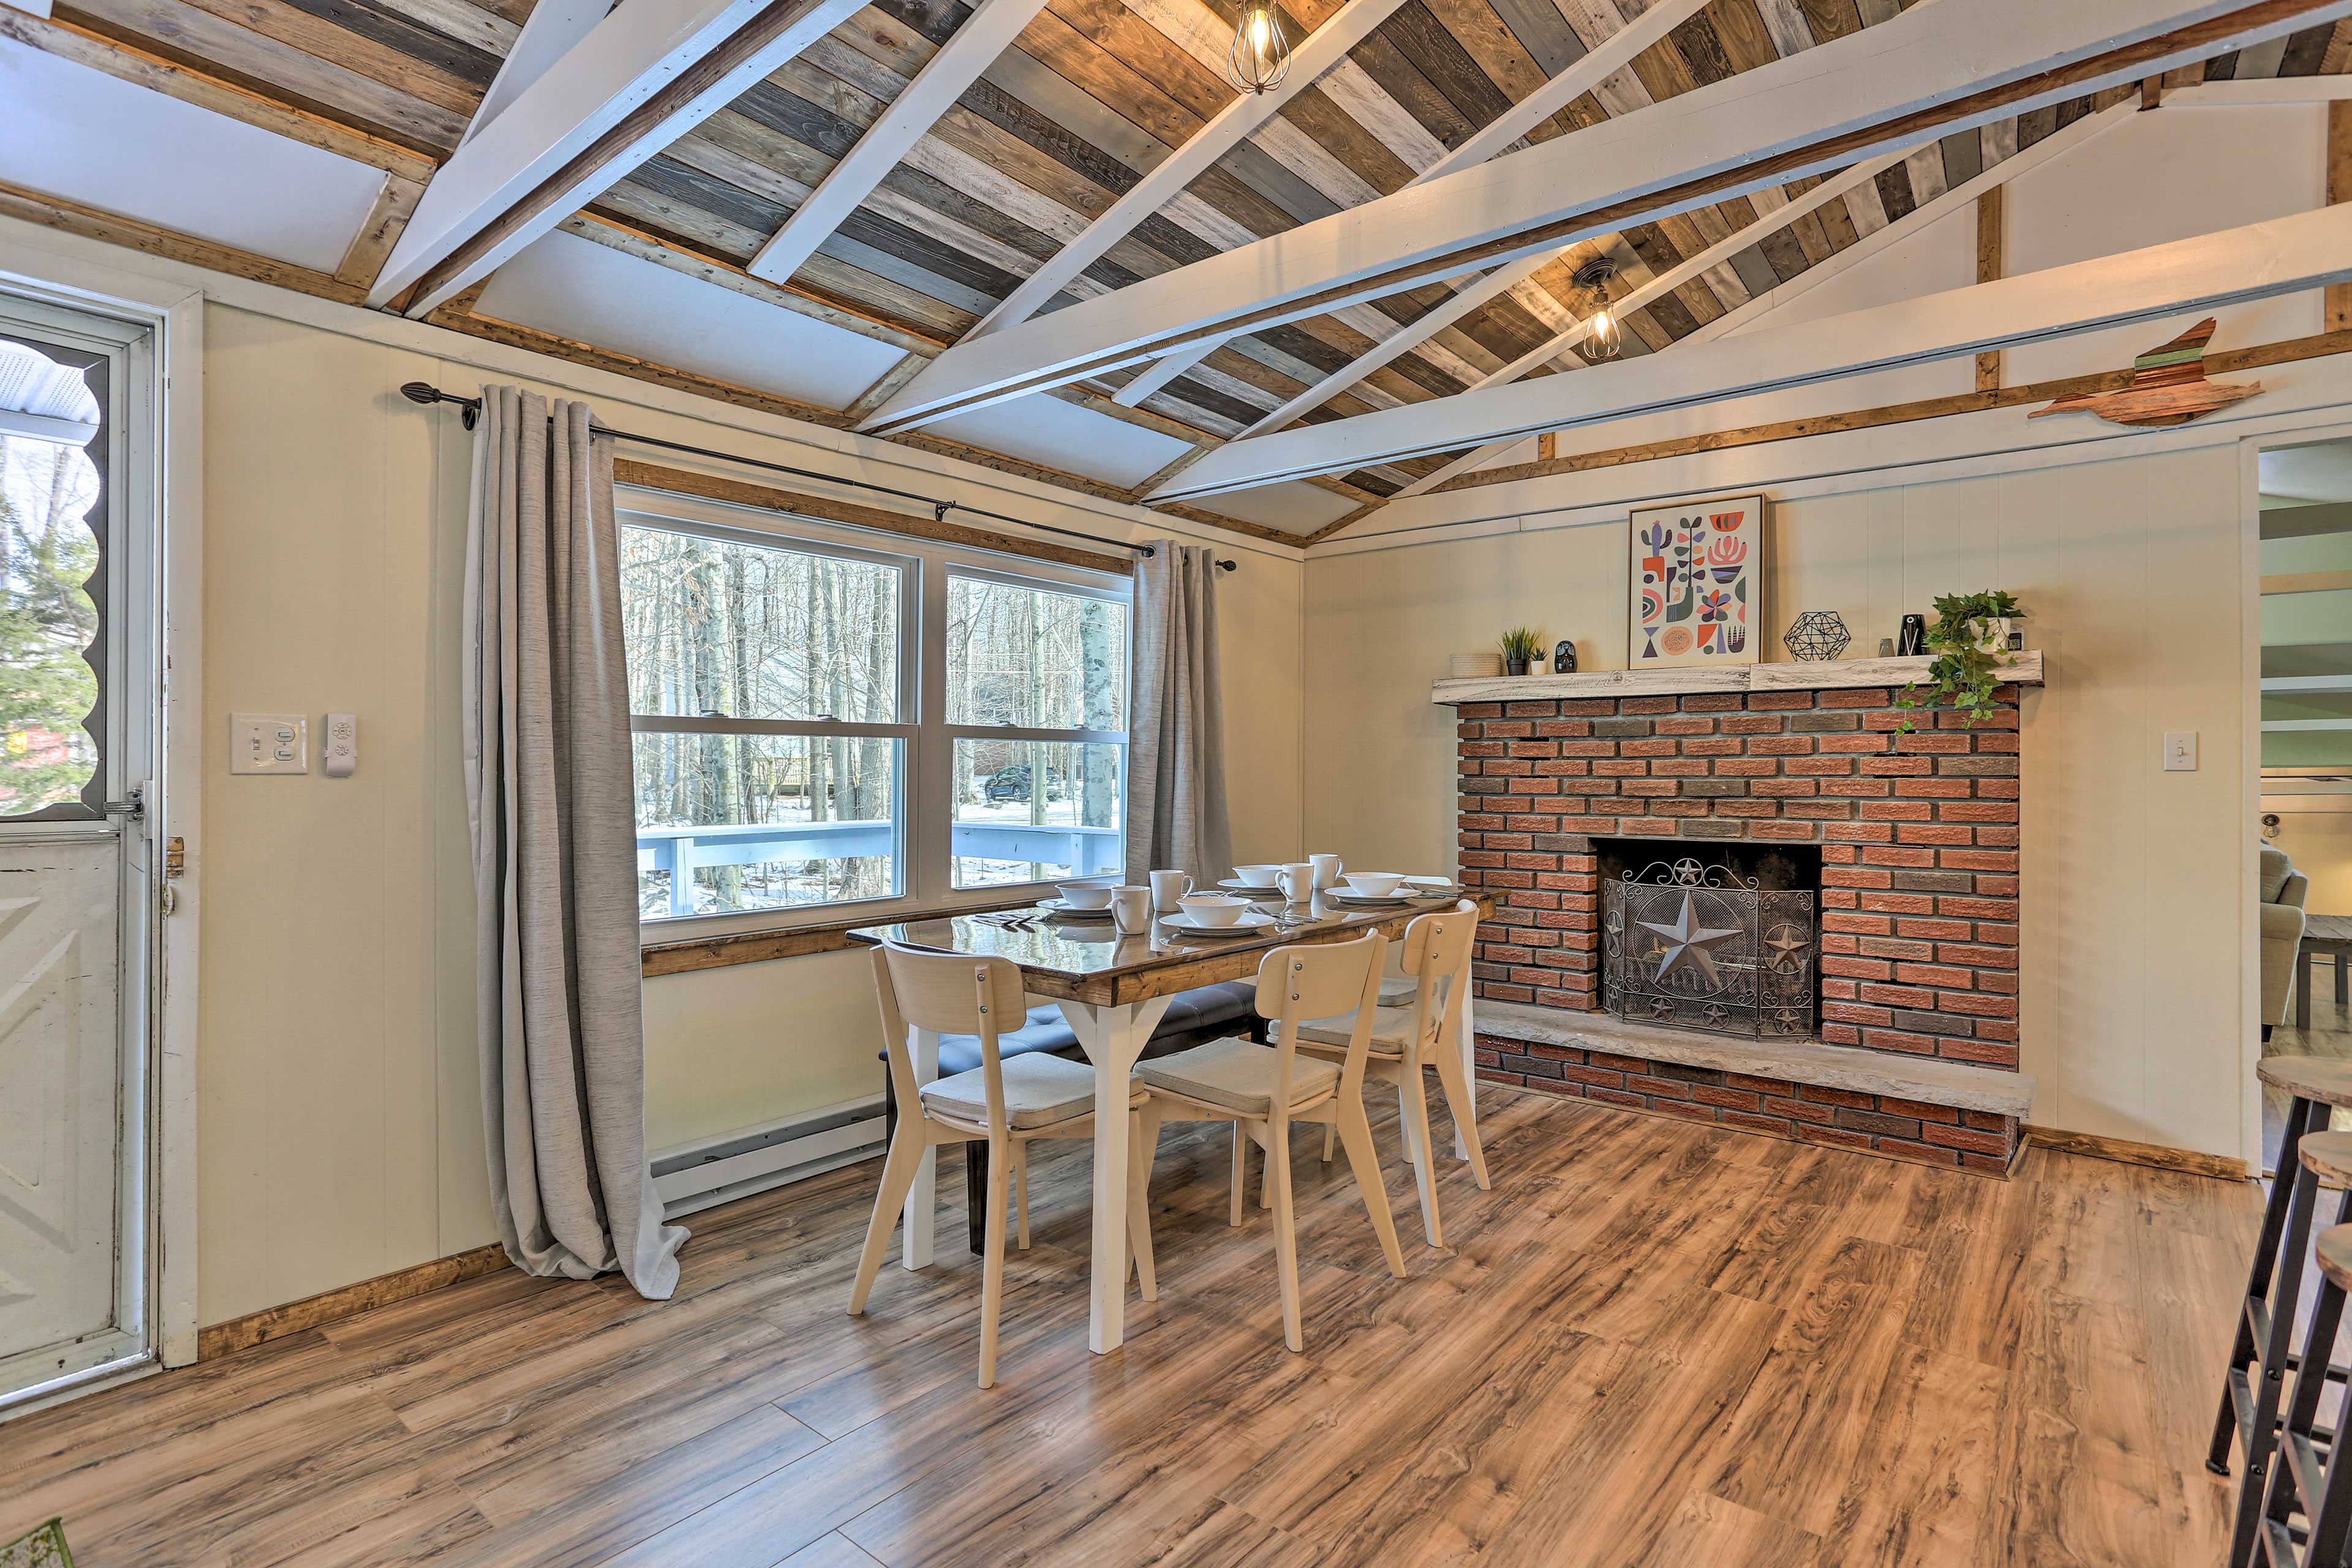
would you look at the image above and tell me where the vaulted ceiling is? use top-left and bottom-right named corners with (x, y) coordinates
top-left (10, 0), bottom-right (2352, 540)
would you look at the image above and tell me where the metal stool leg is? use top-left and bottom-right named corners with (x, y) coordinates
top-left (2263, 1250), bottom-right (2352, 1567)
top-left (2218, 1095), bottom-right (2324, 1474)
top-left (2230, 1128), bottom-right (2328, 1568)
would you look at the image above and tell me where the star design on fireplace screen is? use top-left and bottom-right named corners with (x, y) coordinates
top-left (1637, 894), bottom-right (1743, 987)
top-left (1763, 924), bottom-right (1809, 971)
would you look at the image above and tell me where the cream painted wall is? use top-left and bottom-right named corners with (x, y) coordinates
top-left (196, 304), bottom-right (1303, 1324)
top-left (1306, 443), bottom-right (2251, 1158)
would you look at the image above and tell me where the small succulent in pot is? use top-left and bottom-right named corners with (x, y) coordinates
top-left (1498, 625), bottom-right (1544, 676)
top-left (1895, 590), bottom-right (2025, 730)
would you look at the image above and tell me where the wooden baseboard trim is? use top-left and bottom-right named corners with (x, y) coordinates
top-left (197, 1243), bottom-right (511, 1361)
top-left (2023, 1124), bottom-right (2247, 1182)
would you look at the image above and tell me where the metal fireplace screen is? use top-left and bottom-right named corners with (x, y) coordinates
top-left (1601, 858), bottom-right (1817, 1039)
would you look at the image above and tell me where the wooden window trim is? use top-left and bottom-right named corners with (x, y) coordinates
top-left (612, 459), bottom-right (1134, 578)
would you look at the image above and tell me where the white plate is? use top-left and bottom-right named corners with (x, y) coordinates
top-left (1403, 885), bottom-right (1464, 900)
top-left (1216, 878), bottom-right (1282, 894)
top-left (1161, 910), bottom-right (1278, 935)
top-left (1329, 888), bottom-right (1414, 906)
top-left (1035, 898), bottom-right (1114, 918)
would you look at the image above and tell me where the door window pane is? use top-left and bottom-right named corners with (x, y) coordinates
top-left (0, 428), bottom-right (102, 816)
top-left (952, 738), bottom-right (1123, 888)
top-left (633, 732), bottom-right (901, 917)
top-left (621, 524), bottom-right (900, 723)
top-left (947, 576), bottom-right (1127, 731)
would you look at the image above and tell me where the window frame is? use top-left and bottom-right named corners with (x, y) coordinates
top-left (617, 487), bottom-right (1134, 943)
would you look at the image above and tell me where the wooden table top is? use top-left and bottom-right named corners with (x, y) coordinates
top-left (2306, 914), bottom-right (2352, 951)
top-left (845, 888), bottom-right (1494, 1007)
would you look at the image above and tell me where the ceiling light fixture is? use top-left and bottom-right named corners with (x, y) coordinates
top-left (1228, 0), bottom-right (1290, 94)
top-left (1572, 257), bottom-right (1623, 361)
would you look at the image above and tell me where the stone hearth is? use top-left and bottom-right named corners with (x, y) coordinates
top-left (1435, 654), bottom-right (2045, 1174)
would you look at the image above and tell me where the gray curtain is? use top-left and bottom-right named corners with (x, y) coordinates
top-left (462, 385), bottom-right (687, 1300)
top-left (1125, 540), bottom-right (1232, 883)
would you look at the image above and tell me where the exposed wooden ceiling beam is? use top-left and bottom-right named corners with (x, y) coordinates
top-left (957, 0), bottom-right (1418, 342)
top-left (745, 0), bottom-right (1054, 287)
top-left (1145, 199), bottom-right (2352, 496)
top-left (861, 0), bottom-right (2352, 434)
top-left (369, 0), bottom-right (865, 317)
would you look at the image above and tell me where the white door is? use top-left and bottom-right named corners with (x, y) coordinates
top-left (0, 300), bottom-right (159, 1411)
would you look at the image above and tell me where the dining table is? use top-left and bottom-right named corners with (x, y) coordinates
top-left (845, 886), bottom-right (1496, 1356)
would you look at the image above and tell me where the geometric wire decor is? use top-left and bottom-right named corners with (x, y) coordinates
top-left (1602, 858), bottom-right (1817, 1039)
top-left (1782, 609), bottom-right (1853, 662)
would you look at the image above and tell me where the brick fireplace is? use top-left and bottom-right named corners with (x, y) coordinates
top-left (1437, 656), bottom-right (2043, 1174)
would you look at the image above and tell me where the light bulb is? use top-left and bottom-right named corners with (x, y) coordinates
top-left (1588, 304), bottom-right (1622, 361)
top-left (1228, 1), bottom-right (1289, 93)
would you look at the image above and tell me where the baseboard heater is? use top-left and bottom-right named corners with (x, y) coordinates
top-left (652, 1095), bottom-right (887, 1219)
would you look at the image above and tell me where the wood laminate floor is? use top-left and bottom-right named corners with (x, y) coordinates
top-left (0, 1086), bottom-right (2262, 1568)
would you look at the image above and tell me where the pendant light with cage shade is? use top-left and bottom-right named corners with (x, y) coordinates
top-left (1228, 0), bottom-right (1290, 93)
top-left (1572, 257), bottom-right (1624, 361)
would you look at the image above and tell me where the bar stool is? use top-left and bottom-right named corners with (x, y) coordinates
top-left (2216, 1060), bottom-right (2352, 1567)
top-left (2256, 1133), bottom-right (2352, 1566)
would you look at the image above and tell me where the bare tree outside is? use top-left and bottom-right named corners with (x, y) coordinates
top-left (0, 434), bottom-right (100, 816)
top-left (622, 521), bottom-right (1130, 918)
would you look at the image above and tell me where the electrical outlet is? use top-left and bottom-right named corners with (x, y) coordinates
top-left (2163, 731), bottom-right (2198, 772)
top-left (231, 714), bottom-right (309, 775)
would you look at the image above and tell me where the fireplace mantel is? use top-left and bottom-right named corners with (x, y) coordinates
top-left (1432, 650), bottom-right (2045, 707)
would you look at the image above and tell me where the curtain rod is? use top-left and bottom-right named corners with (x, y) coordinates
top-left (398, 382), bottom-right (1236, 571)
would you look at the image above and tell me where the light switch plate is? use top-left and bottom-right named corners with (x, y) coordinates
top-left (231, 714), bottom-right (309, 774)
top-left (2163, 731), bottom-right (2198, 772)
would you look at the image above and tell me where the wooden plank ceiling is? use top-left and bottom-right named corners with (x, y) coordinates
top-left (48, 0), bottom-right (2352, 512)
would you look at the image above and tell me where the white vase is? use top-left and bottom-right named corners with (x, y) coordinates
top-left (1967, 617), bottom-right (2013, 655)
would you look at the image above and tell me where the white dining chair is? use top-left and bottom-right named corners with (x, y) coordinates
top-left (848, 940), bottom-right (1156, 1388)
top-left (1131, 930), bottom-right (1407, 1352)
top-left (1286, 900), bottom-right (1490, 1248)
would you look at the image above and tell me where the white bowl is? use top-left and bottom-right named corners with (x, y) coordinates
top-left (1055, 881), bottom-right (1117, 910)
top-left (1178, 893), bottom-right (1249, 927)
top-left (1232, 864), bottom-right (1284, 888)
top-left (1342, 872), bottom-right (1405, 897)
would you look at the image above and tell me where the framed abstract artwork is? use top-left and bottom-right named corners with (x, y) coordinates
top-left (1629, 494), bottom-right (1763, 668)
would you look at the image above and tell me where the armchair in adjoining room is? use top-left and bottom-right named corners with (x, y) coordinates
top-left (2263, 843), bottom-right (2311, 1039)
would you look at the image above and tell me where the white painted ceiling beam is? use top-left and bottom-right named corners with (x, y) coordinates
top-left (370, 0), bottom-right (865, 315)
top-left (962, 0), bottom-right (1417, 341)
top-left (862, 0), bottom-right (2352, 433)
top-left (1392, 94), bottom-right (2139, 497)
top-left (2267, 676), bottom-right (2352, 693)
top-left (1248, 145), bottom-right (1913, 439)
top-left (1143, 200), bottom-right (2352, 497)
top-left (1115, 0), bottom-right (1710, 419)
top-left (462, 0), bottom-right (609, 146)
top-left (2263, 718), bottom-right (2352, 731)
top-left (745, 0), bottom-right (1052, 285)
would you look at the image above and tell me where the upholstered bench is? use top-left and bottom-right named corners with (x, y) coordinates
top-left (879, 979), bottom-right (1262, 1253)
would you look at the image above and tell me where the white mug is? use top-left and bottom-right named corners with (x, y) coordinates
top-left (1150, 869), bottom-right (1192, 912)
top-left (1310, 853), bottom-right (1343, 891)
top-left (1112, 886), bottom-right (1154, 931)
top-left (1276, 862), bottom-right (1316, 903)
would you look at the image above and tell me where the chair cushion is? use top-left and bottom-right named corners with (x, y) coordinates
top-left (920, 1051), bottom-right (1115, 1129)
top-left (1277, 1005), bottom-right (1419, 1057)
top-left (925, 983), bottom-right (1259, 1076)
top-left (935, 1004), bottom-right (1079, 1077)
top-left (1136, 1036), bottom-right (1340, 1117)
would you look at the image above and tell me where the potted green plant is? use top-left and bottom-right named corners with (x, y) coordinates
top-left (1499, 625), bottom-right (1543, 676)
top-left (1895, 590), bottom-right (2025, 729)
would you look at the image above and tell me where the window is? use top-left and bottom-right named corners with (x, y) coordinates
top-left (619, 497), bottom-right (1131, 927)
